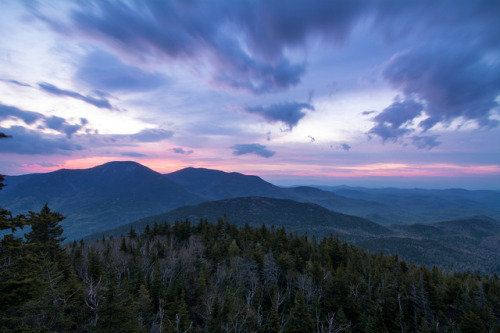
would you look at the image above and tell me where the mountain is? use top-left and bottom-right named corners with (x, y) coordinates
top-left (90, 197), bottom-right (500, 273)
top-left (166, 168), bottom-right (394, 222)
top-left (315, 186), bottom-right (500, 224)
top-left (359, 216), bottom-right (500, 273)
top-left (165, 167), bottom-right (288, 200)
top-left (2, 161), bottom-right (499, 240)
top-left (93, 196), bottom-right (392, 240)
top-left (0, 161), bottom-right (203, 239)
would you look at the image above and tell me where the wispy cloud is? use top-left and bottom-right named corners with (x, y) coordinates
top-left (76, 50), bottom-right (168, 92)
top-left (38, 82), bottom-right (115, 110)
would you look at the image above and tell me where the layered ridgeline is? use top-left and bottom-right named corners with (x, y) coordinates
top-left (2, 161), bottom-right (499, 240)
top-left (0, 162), bottom-right (203, 239)
top-left (3, 208), bottom-right (500, 332)
top-left (91, 197), bottom-right (500, 274)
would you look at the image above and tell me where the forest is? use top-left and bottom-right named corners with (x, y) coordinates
top-left (1, 198), bottom-right (500, 332)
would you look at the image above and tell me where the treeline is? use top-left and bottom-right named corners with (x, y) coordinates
top-left (2, 210), bottom-right (500, 332)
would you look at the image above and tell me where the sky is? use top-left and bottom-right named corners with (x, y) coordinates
top-left (0, 0), bottom-right (499, 189)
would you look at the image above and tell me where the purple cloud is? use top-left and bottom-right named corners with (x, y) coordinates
top-left (411, 135), bottom-right (441, 150)
top-left (120, 151), bottom-right (147, 157)
top-left (44, 116), bottom-right (83, 138)
top-left (38, 82), bottom-right (115, 110)
top-left (77, 50), bottom-right (168, 92)
top-left (34, 1), bottom-right (371, 94)
top-left (230, 143), bottom-right (275, 158)
top-left (383, 45), bottom-right (500, 130)
top-left (245, 102), bottom-right (314, 130)
top-left (0, 126), bottom-right (82, 155)
top-left (0, 104), bottom-right (85, 138)
top-left (129, 128), bottom-right (174, 142)
top-left (339, 143), bottom-right (351, 151)
top-left (172, 147), bottom-right (193, 155)
top-left (0, 104), bottom-right (45, 125)
top-left (2, 79), bottom-right (32, 87)
top-left (368, 98), bottom-right (424, 142)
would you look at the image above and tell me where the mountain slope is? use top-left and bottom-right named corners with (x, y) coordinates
top-left (318, 186), bottom-right (500, 223)
top-left (1, 161), bottom-right (203, 239)
top-left (90, 198), bottom-right (500, 273)
top-left (359, 216), bottom-right (500, 273)
top-left (165, 167), bottom-right (288, 200)
top-left (166, 167), bottom-right (393, 222)
top-left (94, 196), bottom-right (393, 240)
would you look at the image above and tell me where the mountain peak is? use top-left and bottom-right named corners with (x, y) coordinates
top-left (90, 161), bottom-right (156, 175)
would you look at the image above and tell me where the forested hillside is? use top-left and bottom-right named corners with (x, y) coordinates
top-left (90, 197), bottom-right (500, 274)
top-left (2, 203), bottom-right (500, 332)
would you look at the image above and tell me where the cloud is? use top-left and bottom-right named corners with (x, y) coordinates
top-left (245, 102), bottom-right (314, 129)
top-left (368, 98), bottom-right (424, 141)
top-left (44, 116), bottom-right (83, 138)
top-left (230, 143), bottom-right (276, 158)
top-left (38, 82), bottom-right (115, 110)
top-left (411, 135), bottom-right (441, 150)
top-left (76, 50), bottom-right (168, 92)
top-left (0, 104), bottom-right (86, 138)
top-left (172, 147), bottom-right (193, 155)
top-left (339, 143), bottom-right (351, 151)
top-left (34, 1), bottom-right (371, 94)
top-left (1, 79), bottom-right (32, 87)
top-left (0, 126), bottom-right (82, 155)
top-left (120, 151), bottom-right (147, 157)
top-left (383, 45), bottom-right (500, 130)
top-left (129, 128), bottom-right (174, 142)
top-left (0, 103), bottom-right (45, 125)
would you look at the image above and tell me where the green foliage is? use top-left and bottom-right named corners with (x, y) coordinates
top-left (2, 214), bottom-right (500, 332)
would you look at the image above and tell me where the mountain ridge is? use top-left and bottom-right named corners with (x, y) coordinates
top-left (2, 161), bottom-right (499, 240)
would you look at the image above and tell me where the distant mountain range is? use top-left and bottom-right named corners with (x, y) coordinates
top-left (1, 161), bottom-right (499, 239)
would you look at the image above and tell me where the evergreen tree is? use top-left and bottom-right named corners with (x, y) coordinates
top-left (286, 291), bottom-right (314, 333)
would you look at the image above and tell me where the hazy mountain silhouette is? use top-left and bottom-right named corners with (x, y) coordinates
top-left (2, 161), bottom-right (499, 240)
top-left (0, 161), bottom-right (203, 239)
top-left (96, 196), bottom-right (392, 240)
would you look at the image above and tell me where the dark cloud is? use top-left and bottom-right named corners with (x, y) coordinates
top-left (0, 103), bottom-right (85, 138)
top-left (44, 116), bottom-right (82, 138)
top-left (411, 135), bottom-right (441, 150)
top-left (362, 111), bottom-right (376, 116)
top-left (129, 128), bottom-right (174, 142)
top-left (0, 126), bottom-right (82, 155)
top-left (368, 98), bottom-right (424, 141)
top-left (172, 147), bottom-right (193, 155)
top-left (245, 102), bottom-right (314, 130)
top-left (0, 103), bottom-right (45, 124)
top-left (38, 82), bottom-right (115, 110)
top-left (230, 143), bottom-right (275, 158)
top-left (76, 50), bottom-right (168, 92)
top-left (383, 45), bottom-right (500, 131)
top-left (34, 1), bottom-right (370, 94)
top-left (120, 152), bottom-right (147, 157)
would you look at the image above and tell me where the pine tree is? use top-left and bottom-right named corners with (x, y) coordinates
top-left (286, 291), bottom-right (314, 333)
